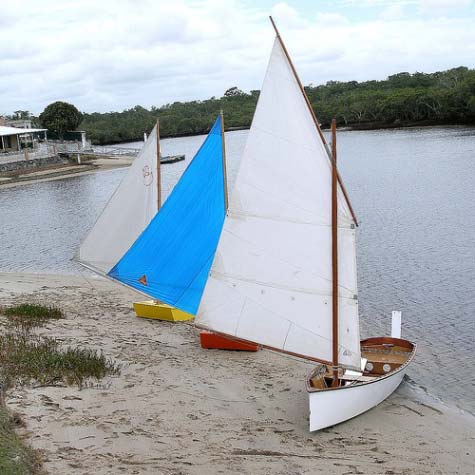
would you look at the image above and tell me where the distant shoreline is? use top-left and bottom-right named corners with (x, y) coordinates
top-left (97, 125), bottom-right (250, 146)
top-left (344, 119), bottom-right (475, 131)
top-left (2, 123), bottom-right (474, 188)
top-left (98, 121), bottom-right (474, 146)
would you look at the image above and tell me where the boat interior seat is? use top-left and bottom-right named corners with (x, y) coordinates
top-left (362, 350), bottom-right (407, 375)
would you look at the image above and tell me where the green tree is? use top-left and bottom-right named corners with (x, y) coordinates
top-left (39, 101), bottom-right (82, 139)
top-left (11, 110), bottom-right (32, 120)
top-left (224, 87), bottom-right (245, 97)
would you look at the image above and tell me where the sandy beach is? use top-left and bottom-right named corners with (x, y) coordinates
top-left (1, 272), bottom-right (474, 475)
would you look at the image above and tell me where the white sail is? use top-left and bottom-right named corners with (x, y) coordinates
top-left (78, 126), bottom-right (159, 274)
top-left (196, 38), bottom-right (361, 369)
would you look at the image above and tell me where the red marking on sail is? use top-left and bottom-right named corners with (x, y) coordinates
top-left (138, 275), bottom-right (148, 286)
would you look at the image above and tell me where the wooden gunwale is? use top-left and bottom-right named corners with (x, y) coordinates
top-left (361, 336), bottom-right (413, 350)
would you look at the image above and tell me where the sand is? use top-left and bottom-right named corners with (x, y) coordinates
top-left (0, 157), bottom-right (132, 189)
top-left (1, 272), bottom-right (474, 475)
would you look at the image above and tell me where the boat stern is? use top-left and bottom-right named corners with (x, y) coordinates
top-left (307, 337), bottom-right (416, 431)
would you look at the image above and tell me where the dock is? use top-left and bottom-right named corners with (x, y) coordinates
top-left (59, 146), bottom-right (185, 164)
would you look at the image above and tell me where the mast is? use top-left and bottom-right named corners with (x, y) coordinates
top-left (156, 119), bottom-right (161, 210)
top-left (331, 119), bottom-right (339, 385)
top-left (220, 110), bottom-right (229, 211)
top-left (268, 16), bottom-right (358, 226)
top-left (153, 119), bottom-right (162, 306)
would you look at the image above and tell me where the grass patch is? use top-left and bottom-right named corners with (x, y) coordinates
top-left (0, 333), bottom-right (120, 388)
top-left (2, 304), bottom-right (63, 320)
top-left (1, 304), bottom-right (63, 329)
top-left (0, 405), bottom-right (41, 475)
top-left (0, 303), bottom-right (120, 388)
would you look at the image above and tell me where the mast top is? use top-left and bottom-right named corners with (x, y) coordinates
top-left (267, 16), bottom-right (358, 226)
top-left (269, 16), bottom-right (279, 36)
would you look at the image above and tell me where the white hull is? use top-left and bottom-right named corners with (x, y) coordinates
top-left (309, 364), bottom-right (405, 431)
top-left (308, 337), bottom-right (416, 431)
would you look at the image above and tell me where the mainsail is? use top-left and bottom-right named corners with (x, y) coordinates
top-left (78, 126), bottom-right (159, 274)
top-left (195, 39), bottom-right (361, 369)
top-left (108, 115), bottom-right (227, 315)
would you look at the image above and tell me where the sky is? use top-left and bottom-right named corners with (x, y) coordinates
top-left (1, 0), bottom-right (475, 115)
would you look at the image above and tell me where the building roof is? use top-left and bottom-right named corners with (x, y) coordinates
top-left (0, 126), bottom-right (47, 137)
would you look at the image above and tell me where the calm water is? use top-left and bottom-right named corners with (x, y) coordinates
top-left (1, 126), bottom-right (474, 413)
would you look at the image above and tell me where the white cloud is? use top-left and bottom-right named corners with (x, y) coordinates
top-left (271, 2), bottom-right (307, 28)
top-left (419, 0), bottom-right (472, 14)
top-left (0, 0), bottom-right (474, 115)
top-left (380, 4), bottom-right (406, 20)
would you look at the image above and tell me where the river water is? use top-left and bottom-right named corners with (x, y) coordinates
top-left (1, 126), bottom-right (474, 414)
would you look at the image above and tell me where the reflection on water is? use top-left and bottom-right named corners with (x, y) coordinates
top-left (1, 126), bottom-right (474, 413)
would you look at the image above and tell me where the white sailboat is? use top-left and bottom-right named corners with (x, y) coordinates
top-left (79, 122), bottom-right (161, 276)
top-left (195, 18), bottom-right (416, 431)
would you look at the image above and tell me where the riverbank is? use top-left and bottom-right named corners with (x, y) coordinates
top-left (1, 272), bottom-right (473, 475)
top-left (4, 122), bottom-right (472, 190)
top-left (0, 157), bottom-right (132, 189)
top-left (92, 125), bottom-right (251, 146)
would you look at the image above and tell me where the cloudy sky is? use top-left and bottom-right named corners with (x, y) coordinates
top-left (1, 0), bottom-right (474, 115)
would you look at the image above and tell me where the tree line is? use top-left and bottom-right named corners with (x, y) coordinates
top-left (79, 87), bottom-right (259, 144)
top-left (6, 66), bottom-right (475, 145)
top-left (79, 66), bottom-right (475, 144)
top-left (305, 66), bottom-right (475, 129)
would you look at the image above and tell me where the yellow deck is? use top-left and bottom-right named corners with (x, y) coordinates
top-left (133, 301), bottom-right (194, 322)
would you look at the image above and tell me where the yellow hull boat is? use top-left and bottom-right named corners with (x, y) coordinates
top-left (133, 301), bottom-right (194, 322)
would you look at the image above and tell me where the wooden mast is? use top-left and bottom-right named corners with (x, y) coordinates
top-left (331, 119), bottom-right (339, 386)
top-left (153, 119), bottom-right (162, 307)
top-left (268, 16), bottom-right (358, 227)
top-left (220, 110), bottom-right (229, 211)
top-left (156, 119), bottom-right (161, 210)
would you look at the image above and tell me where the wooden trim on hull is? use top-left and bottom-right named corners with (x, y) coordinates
top-left (361, 336), bottom-right (414, 350)
top-left (307, 337), bottom-right (416, 393)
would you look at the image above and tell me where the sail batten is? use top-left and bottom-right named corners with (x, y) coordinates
top-left (195, 38), bottom-right (361, 368)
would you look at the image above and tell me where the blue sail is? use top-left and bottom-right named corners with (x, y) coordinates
top-left (108, 115), bottom-right (226, 315)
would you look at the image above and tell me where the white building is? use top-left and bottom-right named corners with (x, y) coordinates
top-left (0, 126), bottom-right (48, 153)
